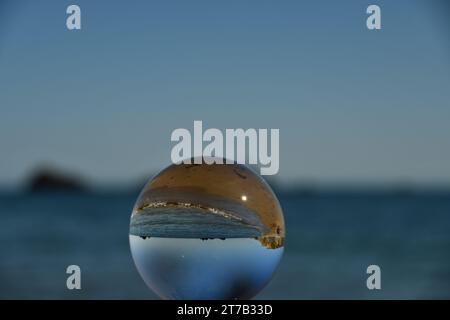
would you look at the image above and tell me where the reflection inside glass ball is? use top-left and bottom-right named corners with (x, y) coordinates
top-left (129, 159), bottom-right (285, 300)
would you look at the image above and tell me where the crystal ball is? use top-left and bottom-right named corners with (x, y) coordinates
top-left (129, 159), bottom-right (285, 300)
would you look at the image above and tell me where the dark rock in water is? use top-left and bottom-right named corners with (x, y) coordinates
top-left (28, 169), bottom-right (86, 193)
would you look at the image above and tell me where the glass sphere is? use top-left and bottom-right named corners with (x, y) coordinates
top-left (129, 159), bottom-right (285, 300)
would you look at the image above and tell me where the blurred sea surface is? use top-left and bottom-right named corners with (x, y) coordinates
top-left (0, 190), bottom-right (449, 299)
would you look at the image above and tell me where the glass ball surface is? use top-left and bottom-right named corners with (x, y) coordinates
top-left (129, 160), bottom-right (285, 300)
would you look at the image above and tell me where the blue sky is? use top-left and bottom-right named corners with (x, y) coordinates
top-left (0, 0), bottom-right (449, 188)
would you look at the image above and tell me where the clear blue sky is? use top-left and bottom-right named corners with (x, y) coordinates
top-left (1, 0), bottom-right (449, 188)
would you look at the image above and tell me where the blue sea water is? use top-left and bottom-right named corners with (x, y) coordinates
top-left (130, 207), bottom-right (263, 239)
top-left (0, 190), bottom-right (449, 299)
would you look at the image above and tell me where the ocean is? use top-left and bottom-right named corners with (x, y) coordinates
top-left (0, 190), bottom-right (449, 299)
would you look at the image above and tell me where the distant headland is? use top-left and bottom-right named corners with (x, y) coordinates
top-left (27, 168), bottom-right (86, 193)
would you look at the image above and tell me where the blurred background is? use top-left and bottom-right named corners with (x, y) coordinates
top-left (0, 0), bottom-right (449, 299)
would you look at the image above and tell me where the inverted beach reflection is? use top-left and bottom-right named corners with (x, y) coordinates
top-left (129, 162), bottom-right (285, 299)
